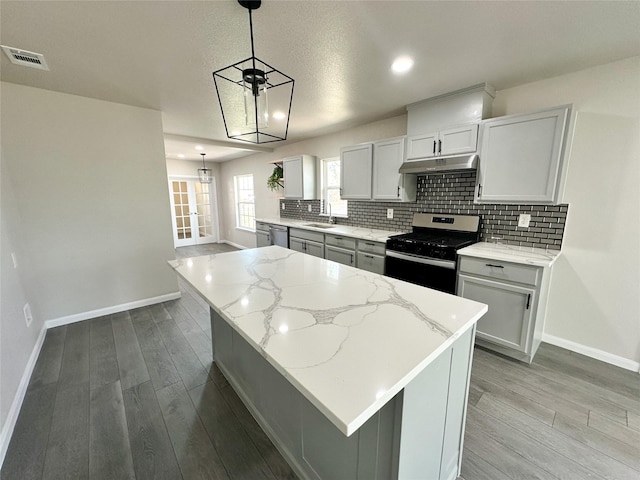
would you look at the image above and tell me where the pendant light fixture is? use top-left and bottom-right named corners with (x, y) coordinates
top-left (212, 0), bottom-right (294, 144)
top-left (198, 153), bottom-right (212, 184)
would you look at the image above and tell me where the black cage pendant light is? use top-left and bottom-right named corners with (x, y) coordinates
top-left (198, 153), bottom-right (212, 184)
top-left (212, 0), bottom-right (294, 144)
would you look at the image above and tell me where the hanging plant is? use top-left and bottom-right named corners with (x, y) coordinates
top-left (267, 164), bottom-right (284, 191)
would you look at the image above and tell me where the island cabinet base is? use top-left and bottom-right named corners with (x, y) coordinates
top-left (210, 308), bottom-right (475, 480)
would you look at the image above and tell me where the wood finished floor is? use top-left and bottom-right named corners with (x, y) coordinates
top-left (3, 243), bottom-right (639, 479)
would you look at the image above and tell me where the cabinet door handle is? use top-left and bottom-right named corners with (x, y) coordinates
top-left (397, 186), bottom-right (400, 197)
top-left (364, 254), bottom-right (374, 259)
top-left (477, 184), bottom-right (482, 197)
top-left (432, 140), bottom-right (436, 155)
top-left (485, 264), bottom-right (504, 268)
top-left (526, 293), bottom-right (531, 309)
top-left (350, 254), bottom-right (354, 264)
top-left (438, 139), bottom-right (442, 154)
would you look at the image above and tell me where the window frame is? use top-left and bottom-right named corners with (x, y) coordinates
top-left (320, 157), bottom-right (348, 217)
top-left (234, 174), bottom-right (256, 232)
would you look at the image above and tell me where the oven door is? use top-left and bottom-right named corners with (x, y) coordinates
top-left (385, 250), bottom-right (457, 294)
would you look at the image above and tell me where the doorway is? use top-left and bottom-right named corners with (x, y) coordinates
top-left (169, 176), bottom-right (219, 247)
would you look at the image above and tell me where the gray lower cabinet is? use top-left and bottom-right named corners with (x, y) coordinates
top-left (256, 230), bottom-right (270, 247)
top-left (211, 307), bottom-right (475, 480)
top-left (256, 221), bottom-right (271, 247)
top-left (457, 275), bottom-right (535, 352)
top-left (356, 239), bottom-right (385, 274)
top-left (457, 255), bottom-right (550, 363)
top-left (325, 233), bottom-right (356, 267)
top-left (290, 228), bottom-right (325, 258)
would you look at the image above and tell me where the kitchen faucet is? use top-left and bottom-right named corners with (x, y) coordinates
top-left (327, 202), bottom-right (335, 224)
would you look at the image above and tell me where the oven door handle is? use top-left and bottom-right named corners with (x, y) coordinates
top-left (386, 251), bottom-right (456, 270)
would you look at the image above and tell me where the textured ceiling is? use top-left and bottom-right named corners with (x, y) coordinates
top-left (1, 0), bottom-right (639, 161)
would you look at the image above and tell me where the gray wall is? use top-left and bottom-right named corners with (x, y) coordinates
top-left (0, 82), bottom-right (178, 441)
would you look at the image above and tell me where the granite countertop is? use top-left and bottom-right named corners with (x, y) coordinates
top-left (256, 217), bottom-right (403, 243)
top-left (169, 246), bottom-right (487, 436)
top-left (457, 242), bottom-right (561, 267)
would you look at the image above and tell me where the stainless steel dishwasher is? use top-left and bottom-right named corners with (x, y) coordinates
top-left (269, 225), bottom-right (289, 248)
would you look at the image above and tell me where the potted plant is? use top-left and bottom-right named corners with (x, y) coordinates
top-left (267, 164), bottom-right (284, 191)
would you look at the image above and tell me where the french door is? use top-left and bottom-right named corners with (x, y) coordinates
top-left (169, 177), bottom-right (218, 247)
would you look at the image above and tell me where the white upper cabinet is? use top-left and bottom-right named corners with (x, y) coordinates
top-left (406, 132), bottom-right (438, 159)
top-left (372, 137), bottom-right (416, 201)
top-left (340, 144), bottom-right (373, 199)
top-left (283, 154), bottom-right (317, 200)
top-left (439, 124), bottom-right (479, 156)
top-left (407, 124), bottom-right (478, 160)
top-left (476, 106), bottom-right (570, 204)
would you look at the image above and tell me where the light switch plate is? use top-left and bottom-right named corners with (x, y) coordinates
top-left (282, 203), bottom-right (285, 210)
top-left (307, 204), bottom-right (312, 212)
top-left (387, 208), bottom-right (394, 219)
top-left (518, 213), bottom-right (531, 228)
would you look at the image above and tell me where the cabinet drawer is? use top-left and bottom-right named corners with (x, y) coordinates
top-left (290, 228), bottom-right (324, 244)
top-left (325, 234), bottom-right (356, 250)
top-left (256, 221), bottom-right (270, 232)
top-left (357, 240), bottom-right (386, 256)
top-left (325, 245), bottom-right (355, 267)
top-left (356, 252), bottom-right (385, 274)
top-left (459, 256), bottom-right (540, 286)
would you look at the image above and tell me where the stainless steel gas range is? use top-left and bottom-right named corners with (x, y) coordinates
top-left (385, 213), bottom-right (480, 294)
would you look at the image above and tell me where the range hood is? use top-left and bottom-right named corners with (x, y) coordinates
top-left (399, 154), bottom-right (479, 174)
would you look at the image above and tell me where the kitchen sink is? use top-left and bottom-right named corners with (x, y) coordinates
top-left (304, 223), bottom-right (336, 229)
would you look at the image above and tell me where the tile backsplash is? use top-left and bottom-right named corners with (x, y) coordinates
top-left (280, 172), bottom-right (568, 249)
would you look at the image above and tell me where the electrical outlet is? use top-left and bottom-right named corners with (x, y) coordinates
top-left (387, 208), bottom-right (394, 219)
top-left (308, 204), bottom-right (312, 213)
top-left (281, 203), bottom-right (285, 210)
top-left (518, 213), bottom-right (531, 228)
top-left (11, 252), bottom-right (18, 269)
top-left (23, 303), bottom-right (33, 327)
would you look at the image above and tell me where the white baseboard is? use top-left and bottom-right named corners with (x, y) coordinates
top-left (542, 333), bottom-right (640, 373)
top-left (221, 240), bottom-right (248, 250)
top-left (45, 291), bottom-right (181, 329)
top-left (0, 325), bottom-right (47, 467)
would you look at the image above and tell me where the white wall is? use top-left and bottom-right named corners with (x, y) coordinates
top-left (0, 166), bottom-right (42, 435)
top-left (493, 56), bottom-right (640, 367)
top-left (219, 115), bottom-right (407, 247)
top-left (0, 82), bottom-right (179, 445)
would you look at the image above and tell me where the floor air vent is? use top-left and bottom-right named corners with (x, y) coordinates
top-left (1, 45), bottom-right (49, 70)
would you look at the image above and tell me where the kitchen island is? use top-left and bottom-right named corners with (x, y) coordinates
top-left (169, 246), bottom-right (487, 480)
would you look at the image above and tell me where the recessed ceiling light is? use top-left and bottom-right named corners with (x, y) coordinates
top-left (178, 154), bottom-right (185, 158)
top-left (272, 111), bottom-right (286, 120)
top-left (195, 145), bottom-right (204, 151)
top-left (391, 56), bottom-right (414, 74)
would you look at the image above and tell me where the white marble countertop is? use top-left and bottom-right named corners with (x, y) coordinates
top-left (169, 246), bottom-right (487, 436)
top-left (457, 242), bottom-right (561, 267)
top-left (256, 217), bottom-right (403, 243)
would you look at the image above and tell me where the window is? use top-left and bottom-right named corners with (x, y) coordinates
top-left (321, 157), bottom-right (348, 216)
top-left (234, 174), bottom-right (255, 231)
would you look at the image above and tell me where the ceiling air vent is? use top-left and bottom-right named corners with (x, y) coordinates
top-left (1, 45), bottom-right (49, 70)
